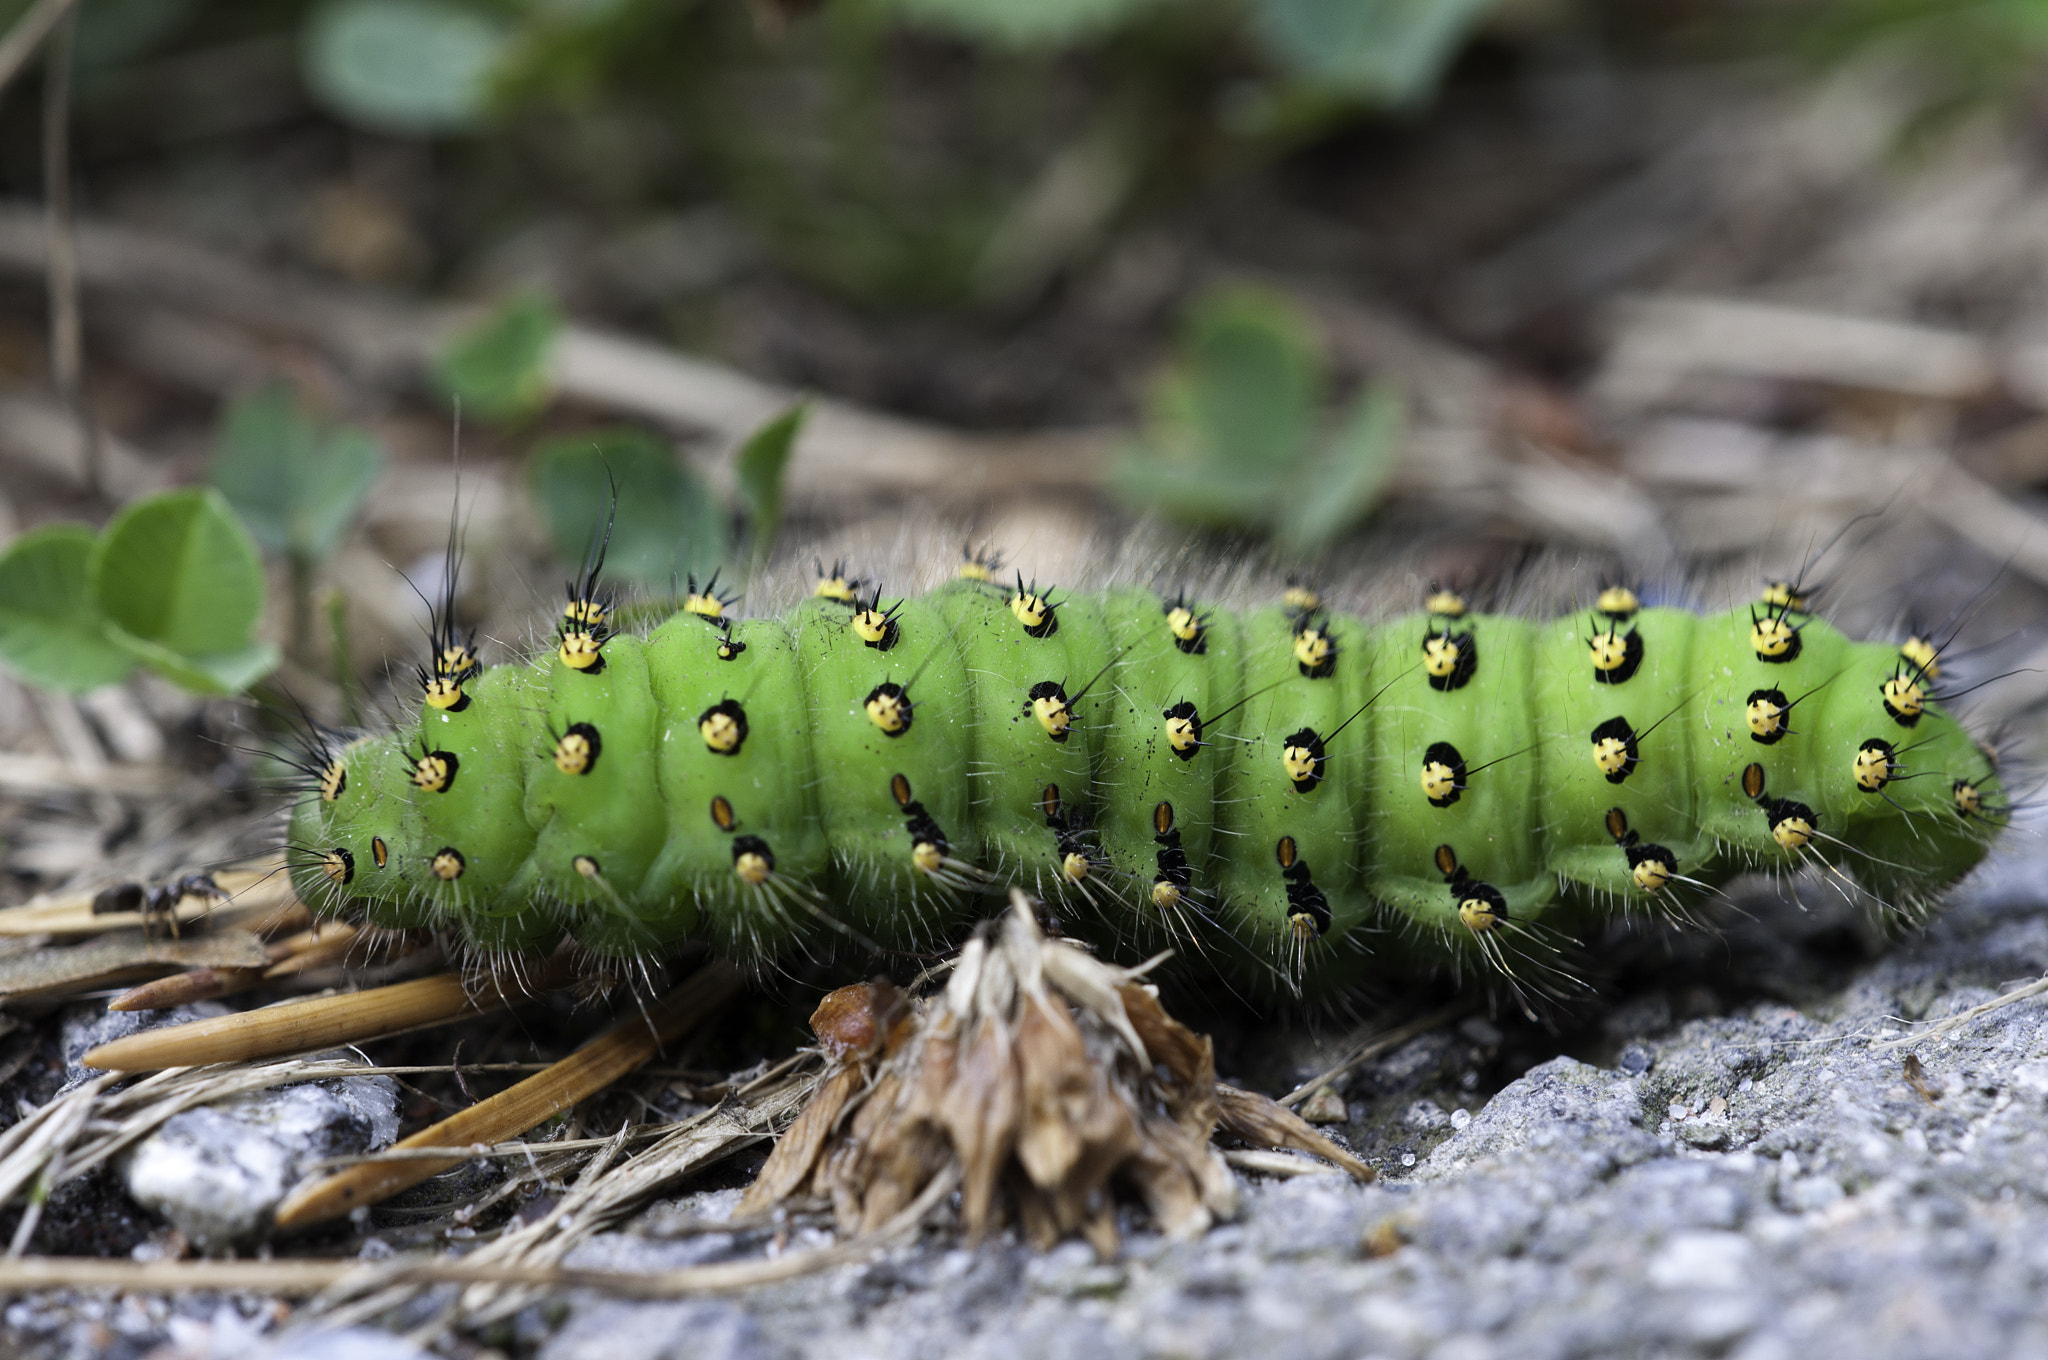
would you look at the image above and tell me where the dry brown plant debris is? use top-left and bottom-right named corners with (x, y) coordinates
top-left (739, 890), bottom-right (1372, 1258)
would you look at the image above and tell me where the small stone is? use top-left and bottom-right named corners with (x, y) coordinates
top-left (256, 1327), bottom-right (433, 1359)
top-left (122, 1075), bottom-right (400, 1248)
top-left (1299, 1086), bottom-right (1348, 1123)
top-left (60, 1001), bottom-right (228, 1089)
top-left (1456, 1017), bottom-right (1504, 1047)
top-left (1403, 1099), bottom-right (1451, 1132)
top-left (540, 1301), bottom-right (769, 1360)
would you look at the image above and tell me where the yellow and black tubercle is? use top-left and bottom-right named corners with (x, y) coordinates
top-left (286, 567), bottom-right (2006, 1000)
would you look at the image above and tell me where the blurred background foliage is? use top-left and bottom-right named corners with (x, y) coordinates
top-left (8, 0), bottom-right (2039, 323)
top-left (6, 0), bottom-right (2048, 694)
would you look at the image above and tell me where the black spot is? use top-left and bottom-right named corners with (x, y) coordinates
top-left (698, 699), bottom-right (749, 756)
top-left (1295, 618), bottom-right (1338, 680)
top-left (1454, 877), bottom-right (1507, 919)
top-left (1422, 740), bottom-right (1467, 808)
top-left (1154, 824), bottom-right (1192, 889)
top-left (732, 835), bottom-right (775, 872)
top-left (1163, 701), bottom-right (1202, 762)
top-left (1590, 621), bottom-right (1645, 685)
top-left (865, 682), bottom-right (914, 736)
top-left (1747, 688), bottom-right (1791, 745)
top-left (1764, 799), bottom-right (1817, 841)
top-left (1591, 716), bottom-right (1640, 785)
top-left (900, 800), bottom-right (950, 856)
top-left (1745, 772), bottom-right (1819, 843)
top-left (1028, 680), bottom-right (1072, 744)
top-left (561, 721), bottom-right (602, 774)
top-left (1283, 727), bottom-right (1327, 793)
top-left (1623, 841), bottom-right (1675, 875)
top-left (417, 749), bottom-right (459, 793)
top-left (1279, 852), bottom-right (1331, 936)
top-left (1424, 627), bottom-right (1479, 692)
top-left (1164, 595), bottom-right (1208, 655)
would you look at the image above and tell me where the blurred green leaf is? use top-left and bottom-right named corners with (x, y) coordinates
top-left (110, 635), bottom-right (281, 696)
top-left (1117, 283), bottom-right (1398, 545)
top-left (0, 526), bottom-right (137, 693)
top-left (887, 0), bottom-right (1164, 48)
top-left (1276, 382), bottom-right (1404, 553)
top-left (436, 292), bottom-right (560, 423)
top-left (1115, 285), bottom-right (1322, 530)
top-left (1157, 286), bottom-right (1321, 473)
top-left (1252, 0), bottom-right (1500, 104)
top-left (734, 404), bottom-right (807, 571)
top-left (208, 384), bottom-right (385, 567)
top-left (529, 429), bottom-right (728, 587)
top-left (1109, 455), bottom-right (1282, 528)
top-left (304, 0), bottom-right (509, 135)
top-left (89, 489), bottom-right (277, 695)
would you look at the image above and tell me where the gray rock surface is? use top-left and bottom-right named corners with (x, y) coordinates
top-left (59, 1000), bottom-right (230, 1089)
top-left (121, 1072), bottom-right (401, 1249)
top-left (539, 1300), bottom-right (768, 1360)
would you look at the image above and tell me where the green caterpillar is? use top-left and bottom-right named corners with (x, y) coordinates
top-left (286, 550), bottom-right (2006, 998)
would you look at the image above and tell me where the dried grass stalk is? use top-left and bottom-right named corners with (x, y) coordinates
top-left (740, 891), bottom-right (1373, 1258)
top-left (273, 959), bottom-right (746, 1229)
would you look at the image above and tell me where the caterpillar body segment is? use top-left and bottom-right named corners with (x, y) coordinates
top-left (288, 576), bottom-right (2005, 997)
top-left (644, 614), bottom-right (827, 958)
top-left (1089, 589), bottom-right (1246, 942)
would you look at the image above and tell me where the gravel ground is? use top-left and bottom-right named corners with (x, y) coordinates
top-left (549, 828), bottom-right (2048, 1360)
top-left (5, 820), bottom-right (2047, 1359)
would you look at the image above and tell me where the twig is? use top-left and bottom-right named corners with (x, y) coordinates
top-left (108, 921), bottom-right (356, 1010)
top-left (40, 3), bottom-right (98, 498)
top-left (0, 0), bottom-right (81, 100)
top-left (1221, 1149), bottom-right (1347, 1179)
top-left (81, 958), bottom-right (574, 1071)
top-left (271, 960), bottom-right (747, 1228)
top-left (0, 859), bottom-right (294, 937)
top-left (1873, 976), bottom-right (2048, 1051)
top-left (0, 1166), bottom-right (956, 1302)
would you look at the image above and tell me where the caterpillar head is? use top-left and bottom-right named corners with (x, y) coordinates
top-left (287, 736), bottom-right (431, 929)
